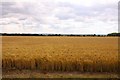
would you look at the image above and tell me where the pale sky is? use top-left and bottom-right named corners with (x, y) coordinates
top-left (0, 0), bottom-right (119, 34)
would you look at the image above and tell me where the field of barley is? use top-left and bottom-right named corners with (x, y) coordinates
top-left (2, 36), bottom-right (119, 78)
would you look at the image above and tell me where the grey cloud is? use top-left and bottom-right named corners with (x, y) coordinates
top-left (0, 1), bottom-right (118, 34)
top-left (1, 2), bottom-right (34, 17)
top-left (55, 12), bottom-right (75, 20)
top-left (1, 2), bottom-right (20, 16)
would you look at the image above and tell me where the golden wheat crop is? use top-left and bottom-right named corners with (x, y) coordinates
top-left (2, 36), bottom-right (119, 72)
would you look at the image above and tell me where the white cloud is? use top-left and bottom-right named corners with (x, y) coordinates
top-left (0, 0), bottom-right (119, 34)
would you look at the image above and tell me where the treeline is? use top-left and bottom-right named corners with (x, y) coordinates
top-left (0, 33), bottom-right (120, 36)
top-left (107, 33), bottom-right (120, 36)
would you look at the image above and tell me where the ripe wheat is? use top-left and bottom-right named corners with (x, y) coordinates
top-left (2, 36), bottom-right (119, 72)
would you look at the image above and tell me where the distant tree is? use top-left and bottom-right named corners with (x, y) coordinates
top-left (107, 33), bottom-right (120, 36)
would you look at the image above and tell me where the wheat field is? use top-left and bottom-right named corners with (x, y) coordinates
top-left (2, 36), bottom-right (119, 73)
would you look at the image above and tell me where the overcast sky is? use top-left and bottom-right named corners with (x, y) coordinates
top-left (0, 0), bottom-right (119, 34)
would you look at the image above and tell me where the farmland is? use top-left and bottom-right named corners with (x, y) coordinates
top-left (2, 36), bottom-right (119, 78)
